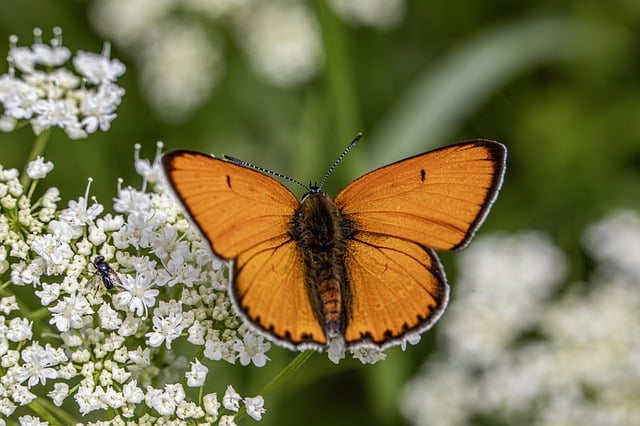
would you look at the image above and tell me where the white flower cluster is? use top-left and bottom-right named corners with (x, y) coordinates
top-left (400, 214), bottom-right (640, 426)
top-left (0, 143), bottom-right (269, 424)
top-left (88, 0), bottom-right (405, 121)
top-left (0, 27), bottom-right (125, 139)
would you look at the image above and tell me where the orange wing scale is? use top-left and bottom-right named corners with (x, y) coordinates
top-left (335, 141), bottom-right (506, 251)
top-left (343, 232), bottom-right (448, 346)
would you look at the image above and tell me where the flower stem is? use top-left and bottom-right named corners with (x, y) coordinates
top-left (20, 129), bottom-right (52, 188)
top-left (29, 397), bottom-right (78, 425)
top-left (234, 350), bottom-right (314, 422)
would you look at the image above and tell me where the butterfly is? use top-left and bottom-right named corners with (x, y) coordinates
top-left (162, 135), bottom-right (506, 351)
top-left (90, 256), bottom-right (122, 290)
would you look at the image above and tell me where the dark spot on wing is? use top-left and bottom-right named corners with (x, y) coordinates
top-left (420, 169), bottom-right (426, 182)
top-left (226, 175), bottom-right (232, 188)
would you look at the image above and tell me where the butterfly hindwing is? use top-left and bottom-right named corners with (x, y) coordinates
top-left (162, 151), bottom-right (299, 258)
top-left (343, 232), bottom-right (448, 347)
top-left (232, 234), bottom-right (327, 349)
top-left (335, 140), bottom-right (506, 251)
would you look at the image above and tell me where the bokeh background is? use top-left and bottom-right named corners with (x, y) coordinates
top-left (1, 0), bottom-right (639, 425)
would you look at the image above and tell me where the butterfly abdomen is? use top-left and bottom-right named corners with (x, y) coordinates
top-left (290, 192), bottom-right (355, 339)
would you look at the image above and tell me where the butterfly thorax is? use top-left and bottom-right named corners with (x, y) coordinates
top-left (290, 192), bottom-right (356, 339)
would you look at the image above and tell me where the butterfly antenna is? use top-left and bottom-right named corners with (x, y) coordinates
top-left (224, 154), bottom-right (311, 192)
top-left (318, 133), bottom-right (362, 191)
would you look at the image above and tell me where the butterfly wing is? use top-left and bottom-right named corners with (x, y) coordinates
top-left (334, 140), bottom-right (506, 251)
top-left (162, 151), bottom-right (326, 348)
top-left (232, 234), bottom-right (326, 349)
top-left (343, 232), bottom-right (448, 347)
top-left (335, 140), bottom-right (505, 348)
top-left (163, 151), bottom-right (299, 258)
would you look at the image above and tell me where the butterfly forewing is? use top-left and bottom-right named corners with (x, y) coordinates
top-left (334, 140), bottom-right (506, 251)
top-left (162, 151), bottom-right (299, 258)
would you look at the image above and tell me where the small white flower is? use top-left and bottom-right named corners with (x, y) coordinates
top-left (351, 347), bottom-right (386, 365)
top-left (31, 98), bottom-right (81, 132)
top-left (60, 186), bottom-right (104, 228)
top-left (73, 43), bottom-right (126, 85)
top-left (31, 234), bottom-right (73, 275)
top-left (32, 34), bottom-right (71, 66)
top-left (47, 382), bottom-right (69, 406)
top-left (146, 386), bottom-right (177, 416)
top-left (222, 385), bottom-right (241, 412)
top-left (111, 365), bottom-right (131, 384)
top-left (185, 358), bottom-right (208, 387)
top-left (134, 141), bottom-right (165, 185)
top-left (74, 384), bottom-right (104, 415)
top-left (176, 399), bottom-right (204, 420)
top-left (25, 156), bottom-right (54, 180)
top-left (327, 335), bottom-right (346, 364)
top-left (10, 384), bottom-right (36, 405)
top-left (2, 350), bottom-right (20, 368)
top-left (113, 186), bottom-right (152, 215)
top-left (100, 386), bottom-right (125, 409)
top-left (8, 45), bottom-right (36, 73)
top-left (123, 380), bottom-right (144, 404)
top-left (6, 318), bottom-right (32, 342)
top-left (79, 83), bottom-right (124, 133)
top-left (203, 392), bottom-right (220, 417)
top-left (163, 255), bottom-right (200, 287)
top-left (0, 397), bottom-right (17, 417)
top-left (0, 76), bottom-right (39, 120)
top-left (97, 303), bottom-right (123, 330)
top-left (234, 332), bottom-right (270, 367)
top-left (112, 272), bottom-right (159, 317)
top-left (187, 319), bottom-right (206, 345)
top-left (244, 395), bottom-right (266, 421)
top-left (0, 296), bottom-right (18, 314)
top-left (48, 293), bottom-right (92, 332)
top-left (17, 414), bottom-right (47, 426)
top-left (14, 343), bottom-right (59, 388)
top-left (145, 311), bottom-right (184, 349)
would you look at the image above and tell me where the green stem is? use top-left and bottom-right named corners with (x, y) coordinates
top-left (28, 397), bottom-right (78, 425)
top-left (20, 129), bottom-right (52, 188)
top-left (260, 350), bottom-right (314, 397)
top-left (234, 350), bottom-right (314, 422)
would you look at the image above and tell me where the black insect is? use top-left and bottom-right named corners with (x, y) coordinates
top-left (91, 256), bottom-right (122, 290)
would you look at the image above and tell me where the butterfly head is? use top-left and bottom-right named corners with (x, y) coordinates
top-left (301, 182), bottom-right (327, 202)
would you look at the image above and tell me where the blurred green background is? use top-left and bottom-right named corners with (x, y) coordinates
top-left (1, 0), bottom-right (639, 425)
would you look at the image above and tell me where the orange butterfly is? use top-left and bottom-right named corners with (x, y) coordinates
top-left (162, 136), bottom-right (506, 351)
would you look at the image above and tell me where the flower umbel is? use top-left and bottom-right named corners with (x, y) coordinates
top-left (0, 27), bottom-right (125, 139)
top-left (401, 219), bottom-right (640, 426)
top-left (0, 139), bottom-right (270, 423)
